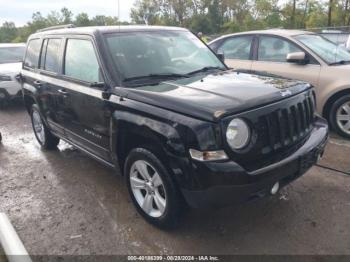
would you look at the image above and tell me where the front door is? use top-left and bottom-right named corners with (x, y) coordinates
top-left (61, 37), bottom-right (111, 162)
top-left (251, 35), bottom-right (321, 87)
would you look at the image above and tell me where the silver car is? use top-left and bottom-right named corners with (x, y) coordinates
top-left (0, 43), bottom-right (26, 107)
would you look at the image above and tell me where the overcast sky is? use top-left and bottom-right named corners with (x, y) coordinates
top-left (0, 0), bottom-right (136, 26)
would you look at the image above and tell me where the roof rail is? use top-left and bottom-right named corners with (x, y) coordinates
top-left (36, 24), bottom-right (75, 33)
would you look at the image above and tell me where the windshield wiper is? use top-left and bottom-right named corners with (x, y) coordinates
top-left (186, 66), bottom-right (225, 76)
top-left (329, 60), bottom-right (350, 65)
top-left (123, 73), bottom-right (190, 82)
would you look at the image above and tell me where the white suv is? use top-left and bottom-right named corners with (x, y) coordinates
top-left (0, 43), bottom-right (26, 107)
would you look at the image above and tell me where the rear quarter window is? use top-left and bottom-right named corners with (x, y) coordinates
top-left (24, 39), bottom-right (42, 69)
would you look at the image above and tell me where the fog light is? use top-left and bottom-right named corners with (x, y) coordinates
top-left (271, 182), bottom-right (279, 195)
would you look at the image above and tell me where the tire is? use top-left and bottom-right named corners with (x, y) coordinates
top-left (329, 95), bottom-right (350, 139)
top-left (30, 104), bottom-right (60, 149)
top-left (124, 147), bottom-right (184, 229)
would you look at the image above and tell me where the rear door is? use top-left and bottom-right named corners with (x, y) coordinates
top-left (36, 37), bottom-right (66, 137)
top-left (22, 38), bottom-right (44, 106)
top-left (61, 37), bottom-right (111, 162)
top-left (251, 35), bottom-right (321, 86)
top-left (215, 35), bottom-right (254, 70)
top-left (22, 38), bottom-right (66, 137)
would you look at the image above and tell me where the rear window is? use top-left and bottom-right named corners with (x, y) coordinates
top-left (24, 39), bottom-right (42, 68)
top-left (0, 46), bottom-right (25, 64)
top-left (42, 39), bottom-right (62, 73)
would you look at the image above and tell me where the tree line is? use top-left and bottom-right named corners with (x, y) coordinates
top-left (0, 8), bottom-right (130, 43)
top-left (130, 0), bottom-right (350, 33)
top-left (1, 0), bottom-right (350, 43)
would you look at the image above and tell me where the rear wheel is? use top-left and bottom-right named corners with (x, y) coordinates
top-left (30, 104), bottom-right (60, 149)
top-left (329, 95), bottom-right (350, 139)
top-left (125, 147), bottom-right (184, 229)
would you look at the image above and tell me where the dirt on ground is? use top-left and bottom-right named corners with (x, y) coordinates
top-left (0, 103), bottom-right (349, 256)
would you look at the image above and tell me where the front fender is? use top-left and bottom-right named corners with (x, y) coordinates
top-left (107, 96), bottom-right (222, 187)
top-left (111, 110), bottom-right (186, 157)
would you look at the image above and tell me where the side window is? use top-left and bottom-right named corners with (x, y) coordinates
top-left (43, 39), bottom-right (62, 73)
top-left (217, 36), bottom-right (253, 60)
top-left (24, 39), bottom-right (42, 69)
top-left (64, 39), bottom-right (100, 83)
top-left (258, 36), bottom-right (302, 62)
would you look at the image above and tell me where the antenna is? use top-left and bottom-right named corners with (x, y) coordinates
top-left (118, 0), bottom-right (120, 30)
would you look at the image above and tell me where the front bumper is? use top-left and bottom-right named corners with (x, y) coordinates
top-left (181, 117), bottom-right (328, 208)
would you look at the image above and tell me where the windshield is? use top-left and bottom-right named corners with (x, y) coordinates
top-left (295, 34), bottom-right (350, 64)
top-left (321, 33), bottom-right (349, 45)
top-left (104, 30), bottom-right (225, 83)
top-left (0, 46), bottom-right (25, 64)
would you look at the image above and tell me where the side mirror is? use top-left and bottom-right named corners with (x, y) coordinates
top-left (286, 52), bottom-right (309, 65)
top-left (217, 52), bottom-right (225, 63)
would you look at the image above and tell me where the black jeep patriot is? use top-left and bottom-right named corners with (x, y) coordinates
top-left (21, 25), bottom-right (328, 228)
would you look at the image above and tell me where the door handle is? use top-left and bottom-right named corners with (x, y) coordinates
top-left (33, 80), bottom-right (42, 87)
top-left (58, 89), bottom-right (69, 96)
top-left (15, 74), bottom-right (22, 83)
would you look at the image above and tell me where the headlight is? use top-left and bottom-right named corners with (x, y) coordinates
top-left (226, 118), bottom-right (250, 149)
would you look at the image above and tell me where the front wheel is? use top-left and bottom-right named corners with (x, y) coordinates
top-left (30, 104), bottom-right (60, 149)
top-left (329, 95), bottom-right (350, 139)
top-left (124, 148), bottom-right (184, 229)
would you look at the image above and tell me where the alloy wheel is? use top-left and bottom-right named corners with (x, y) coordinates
top-left (336, 101), bottom-right (350, 135)
top-left (32, 110), bottom-right (46, 144)
top-left (129, 160), bottom-right (167, 218)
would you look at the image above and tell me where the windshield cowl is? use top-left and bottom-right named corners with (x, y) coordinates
top-left (123, 67), bottom-right (225, 87)
top-left (329, 60), bottom-right (350, 66)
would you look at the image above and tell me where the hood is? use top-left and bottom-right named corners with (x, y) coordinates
top-left (0, 62), bottom-right (22, 76)
top-left (124, 70), bottom-right (311, 122)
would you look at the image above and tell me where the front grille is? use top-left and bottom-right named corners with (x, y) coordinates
top-left (259, 94), bottom-right (315, 155)
top-left (223, 90), bottom-right (316, 172)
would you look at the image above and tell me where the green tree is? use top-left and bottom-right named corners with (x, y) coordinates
top-left (0, 22), bottom-right (17, 43)
top-left (130, 0), bottom-right (161, 25)
top-left (61, 7), bottom-right (73, 24)
top-left (46, 11), bottom-right (61, 26)
top-left (75, 13), bottom-right (91, 26)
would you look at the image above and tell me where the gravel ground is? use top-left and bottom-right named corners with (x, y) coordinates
top-left (0, 102), bottom-right (349, 256)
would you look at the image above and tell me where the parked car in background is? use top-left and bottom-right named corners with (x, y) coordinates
top-left (209, 29), bottom-right (350, 138)
top-left (0, 43), bottom-right (26, 107)
top-left (20, 25), bottom-right (328, 228)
